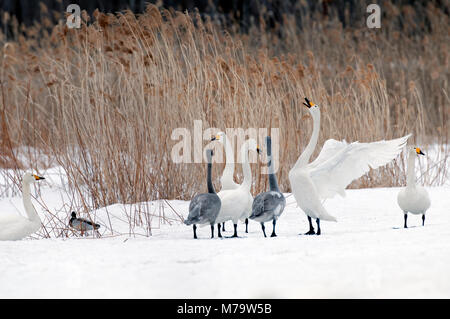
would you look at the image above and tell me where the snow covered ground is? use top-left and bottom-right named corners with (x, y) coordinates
top-left (1, 179), bottom-right (449, 298)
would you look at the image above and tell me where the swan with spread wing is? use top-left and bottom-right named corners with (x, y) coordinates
top-left (289, 98), bottom-right (411, 235)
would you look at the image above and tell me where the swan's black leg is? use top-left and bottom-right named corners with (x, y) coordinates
top-left (422, 214), bottom-right (425, 226)
top-left (222, 222), bottom-right (226, 231)
top-left (210, 225), bottom-right (214, 238)
top-left (218, 223), bottom-right (222, 238)
top-left (316, 219), bottom-right (321, 235)
top-left (232, 223), bottom-right (238, 237)
top-left (304, 216), bottom-right (315, 235)
top-left (261, 223), bottom-right (267, 237)
top-left (245, 218), bottom-right (249, 233)
top-left (404, 213), bottom-right (408, 228)
top-left (193, 224), bottom-right (198, 239)
top-left (271, 219), bottom-right (277, 237)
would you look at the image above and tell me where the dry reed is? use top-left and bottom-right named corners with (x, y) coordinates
top-left (0, 2), bottom-right (448, 237)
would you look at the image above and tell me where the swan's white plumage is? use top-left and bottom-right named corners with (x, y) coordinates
top-left (215, 187), bottom-right (253, 224)
top-left (215, 139), bottom-right (257, 225)
top-left (214, 132), bottom-right (253, 223)
top-left (309, 135), bottom-right (411, 199)
top-left (0, 173), bottom-right (44, 241)
top-left (214, 132), bottom-right (239, 191)
top-left (0, 214), bottom-right (40, 241)
top-left (397, 148), bottom-right (431, 215)
top-left (289, 99), bottom-right (411, 223)
top-left (398, 186), bottom-right (430, 214)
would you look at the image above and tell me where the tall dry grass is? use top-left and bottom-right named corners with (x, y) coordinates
top-left (0, 2), bottom-right (448, 237)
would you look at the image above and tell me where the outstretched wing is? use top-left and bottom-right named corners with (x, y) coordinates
top-left (308, 139), bottom-right (348, 169)
top-left (309, 134), bottom-right (411, 199)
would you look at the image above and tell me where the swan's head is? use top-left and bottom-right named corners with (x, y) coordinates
top-left (211, 131), bottom-right (226, 144)
top-left (23, 173), bottom-right (45, 184)
top-left (414, 147), bottom-right (425, 156)
top-left (303, 97), bottom-right (320, 115)
top-left (246, 138), bottom-right (261, 154)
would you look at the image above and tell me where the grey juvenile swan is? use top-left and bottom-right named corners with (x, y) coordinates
top-left (184, 149), bottom-right (221, 239)
top-left (250, 136), bottom-right (286, 237)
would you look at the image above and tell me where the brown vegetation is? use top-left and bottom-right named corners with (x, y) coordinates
top-left (0, 2), bottom-right (448, 215)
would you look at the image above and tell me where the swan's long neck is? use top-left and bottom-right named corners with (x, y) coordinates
top-left (267, 143), bottom-right (280, 192)
top-left (241, 142), bottom-right (252, 190)
top-left (406, 150), bottom-right (416, 188)
top-left (206, 162), bottom-right (216, 194)
top-left (22, 181), bottom-right (39, 222)
top-left (222, 135), bottom-right (235, 183)
top-left (293, 111), bottom-right (320, 170)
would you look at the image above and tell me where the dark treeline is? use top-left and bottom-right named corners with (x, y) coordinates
top-left (0, 0), bottom-right (448, 32)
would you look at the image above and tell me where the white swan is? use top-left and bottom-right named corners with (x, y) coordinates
top-left (215, 139), bottom-right (259, 237)
top-left (289, 98), bottom-right (411, 235)
top-left (0, 173), bottom-right (45, 241)
top-left (212, 132), bottom-right (251, 233)
top-left (397, 147), bottom-right (431, 228)
top-left (211, 132), bottom-right (239, 190)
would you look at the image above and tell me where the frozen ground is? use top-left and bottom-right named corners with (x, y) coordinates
top-left (1, 180), bottom-right (449, 298)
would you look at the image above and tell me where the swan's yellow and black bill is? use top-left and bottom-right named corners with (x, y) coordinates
top-left (415, 147), bottom-right (425, 156)
top-left (211, 134), bottom-right (220, 141)
top-left (256, 147), bottom-right (261, 154)
top-left (303, 97), bottom-right (315, 108)
top-left (33, 175), bottom-right (45, 180)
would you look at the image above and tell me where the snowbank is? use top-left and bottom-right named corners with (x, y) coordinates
top-left (1, 186), bottom-right (449, 298)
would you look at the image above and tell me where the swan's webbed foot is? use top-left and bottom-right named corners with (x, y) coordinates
top-left (222, 222), bottom-right (226, 232)
top-left (404, 213), bottom-right (408, 229)
top-left (245, 218), bottom-right (249, 233)
top-left (316, 219), bottom-right (321, 236)
top-left (303, 229), bottom-right (315, 235)
top-left (422, 214), bottom-right (425, 226)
